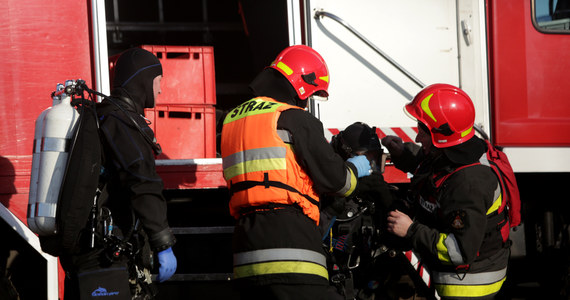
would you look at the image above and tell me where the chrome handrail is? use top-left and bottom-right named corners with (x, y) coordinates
top-left (314, 9), bottom-right (425, 88)
top-left (314, 10), bottom-right (491, 139)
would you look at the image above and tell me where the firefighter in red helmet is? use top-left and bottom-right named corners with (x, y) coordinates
top-left (383, 84), bottom-right (509, 299)
top-left (221, 45), bottom-right (372, 299)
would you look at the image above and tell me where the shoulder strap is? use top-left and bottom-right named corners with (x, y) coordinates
top-left (80, 84), bottom-right (162, 156)
top-left (106, 97), bottom-right (162, 156)
top-left (433, 162), bottom-right (481, 188)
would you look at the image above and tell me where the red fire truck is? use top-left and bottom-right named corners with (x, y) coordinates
top-left (1, 0), bottom-right (569, 299)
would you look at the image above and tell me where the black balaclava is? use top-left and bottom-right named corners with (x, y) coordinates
top-left (249, 68), bottom-right (305, 107)
top-left (111, 48), bottom-right (163, 114)
top-left (442, 135), bottom-right (486, 165)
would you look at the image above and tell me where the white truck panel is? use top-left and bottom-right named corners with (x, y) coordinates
top-left (504, 147), bottom-right (570, 173)
top-left (456, 0), bottom-right (492, 136)
top-left (305, 0), bottom-right (459, 129)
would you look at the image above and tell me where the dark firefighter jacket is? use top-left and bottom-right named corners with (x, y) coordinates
top-left (97, 99), bottom-right (175, 252)
top-left (392, 136), bottom-right (509, 299)
top-left (221, 68), bottom-right (360, 287)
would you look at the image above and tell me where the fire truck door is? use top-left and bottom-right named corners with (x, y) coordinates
top-left (298, 0), bottom-right (461, 130)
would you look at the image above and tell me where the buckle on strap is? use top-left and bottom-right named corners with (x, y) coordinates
top-left (264, 172), bottom-right (270, 188)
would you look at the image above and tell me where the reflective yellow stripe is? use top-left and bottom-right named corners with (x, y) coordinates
top-left (223, 158), bottom-right (286, 180)
top-left (461, 126), bottom-right (473, 137)
top-left (224, 98), bottom-right (284, 124)
top-left (341, 168), bottom-right (358, 197)
top-left (420, 93), bottom-right (437, 123)
top-left (487, 193), bottom-right (502, 215)
top-left (233, 261), bottom-right (329, 280)
top-left (223, 147), bottom-right (286, 169)
top-left (319, 75), bottom-right (329, 83)
top-left (435, 276), bottom-right (506, 298)
top-left (436, 233), bottom-right (452, 264)
top-left (276, 61), bottom-right (293, 75)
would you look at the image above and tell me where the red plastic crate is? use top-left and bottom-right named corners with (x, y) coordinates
top-left (109, 45), bottom-right (216, 105)
top-left (145, 104), bottom-right (217, 159)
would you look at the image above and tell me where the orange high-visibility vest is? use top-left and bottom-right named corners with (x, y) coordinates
top-left (221, 97), bottom-right (321, 224)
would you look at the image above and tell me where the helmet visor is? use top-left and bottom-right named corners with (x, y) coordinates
top-left (404, 104), bottom-right (419, 122)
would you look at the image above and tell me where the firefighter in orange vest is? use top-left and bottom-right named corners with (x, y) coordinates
top-left (383, 84), bottom-right (509, 299)
top-left (221, 45), bottom-right (372, 299)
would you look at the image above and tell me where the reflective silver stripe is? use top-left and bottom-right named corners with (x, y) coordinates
top-left (479, 152), bottom-right (490, 167)
top-left (234, 248), bottom-right (327, 267)
top-left (276, 129), bottom-right (293, 144)
top-left (29, 202), bottom-right (57, 218)
top-left (335, 169), bottom-right (353, 196)
top-left (41, 137), bottom-right (69, 152)
top-left (493, 182), bottom-right (501, 203)
top-left (222, 147), bottom-right (286, 169)
top-left (481, 153), bottom-right (502, 201)
top-left (433, 267), bottom-right (507, 285)
top-left (444, 233), bottom-right (465, 265)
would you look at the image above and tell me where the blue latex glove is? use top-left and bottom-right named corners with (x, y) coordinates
top-left (156, 247), bottom-right (177, 282)
top-left (347, 155), bottom-right (372, 178)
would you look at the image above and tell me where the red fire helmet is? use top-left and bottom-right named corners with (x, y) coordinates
top-left (269, 45), bottom-right (329, 100)
top-left (405, 83), bottom-right (476, 148)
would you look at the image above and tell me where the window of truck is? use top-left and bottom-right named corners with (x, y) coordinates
top-left (533, 0), bottom-right (570, 31)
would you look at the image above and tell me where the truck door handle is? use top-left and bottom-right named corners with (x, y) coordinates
top-left (461, 20), bottom-right (472, 46)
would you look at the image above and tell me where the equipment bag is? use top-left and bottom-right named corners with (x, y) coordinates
top-left (77, 261), bottom-right (131, 299)
top-left (482, 139), bottom-right (521, 228)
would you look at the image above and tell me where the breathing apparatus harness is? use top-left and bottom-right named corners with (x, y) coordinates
top-left (61, 79), bottom-right (162, 155)
top-left (61, 79), bottom-right (159, 297)
top-left (324, 123), bottom-right (400, 299)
